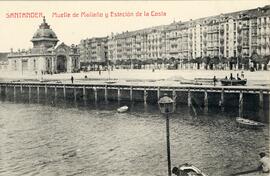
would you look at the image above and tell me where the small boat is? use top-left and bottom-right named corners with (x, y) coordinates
top-left (236, 117), bottom-right (264, 129)
top-left (178, 163), bottom-right (208, 176)
top-left (117, 106), bottom-right (128, 113)
top-left (220, 79), bottom-right (247, 86)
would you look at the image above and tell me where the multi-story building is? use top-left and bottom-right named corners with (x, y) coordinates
top-left (79, 37), bottom-right (108, 65)
top-left (103, 5), bottom-right (270, 65)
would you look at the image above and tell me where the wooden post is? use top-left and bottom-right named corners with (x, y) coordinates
top-left (83, 86), bottom-right (86, 100)
top-left (104, 85), bottom-right (108, 102)
top-left (117, 87), bottom-right (121, 102)
top-left (37, 86), bottom-right (40, 103)
top-left (5, 84), bottom-right (8, 95)
top-left (130, 86), bottom-right (133, 101)
top-left (28, 86), bottom-right (31, 100)
top-left (94, 87), bottom-right (98, 102)
top-left (239, 91), bottom-right (243, 117)
top-left (259, 90), bottom-right (264, 119)
top-left (144, 88), bottom-right (147, 104)
top-left (0, 85), bottom-right (1, 95)
top-left (259, 90), bottom-right (263, 109)
top-left (172, 89), bottom-right (177, 111)
top-left (63, 85), bottom-right (66, 99)
top-left (13, 86), bottom-right (16, 99)
top-left (54, 86), bottom-right (57, 99)
top-left (188, 89), bottom-right (191, 107)
top-left (20, 84), bottom-right (23, 93)
top-left (204, 90), bottom-right (208, 113)
top-left (74, 87), bottom-right (77, 101)
top-left (220, 88), bottom-right (224, 112)
top-left (157, 87), bottom-right (160, 100)
top-left (45, 84), bottom-right (48, 96)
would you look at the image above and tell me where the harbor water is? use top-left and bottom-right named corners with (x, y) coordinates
top-left (0, 97), bottom-right (269, 176)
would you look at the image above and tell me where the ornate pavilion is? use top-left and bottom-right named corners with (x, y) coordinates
top-left (8, 17), bottom-right (80, 74)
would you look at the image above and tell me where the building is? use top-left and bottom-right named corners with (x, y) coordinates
top-left (79, 37), bottom-right (108, 69)
top-left (8, 17), bottom-right (80, 74)
top-left (104, 5), bottom-right (270, 68)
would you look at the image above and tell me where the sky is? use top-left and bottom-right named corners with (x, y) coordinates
top-left (0, 1), bottom-right (269, 52)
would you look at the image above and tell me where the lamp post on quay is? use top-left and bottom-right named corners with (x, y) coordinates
top-left (158, 94), bottom-right (175, 176)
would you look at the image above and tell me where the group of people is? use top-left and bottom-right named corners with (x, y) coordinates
top-left (224, 71), bottom-right (245, 81)
top-left (171, 152), bottom-right (269, 176)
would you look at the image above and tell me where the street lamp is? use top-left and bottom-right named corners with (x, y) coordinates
top-left (158, 94), bottom-right (175, 176)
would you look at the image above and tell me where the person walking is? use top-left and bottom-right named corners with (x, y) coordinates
top-left (213, 76), bottom-right (217, 86)
top-left (71, 76), bottom-right (74, 84)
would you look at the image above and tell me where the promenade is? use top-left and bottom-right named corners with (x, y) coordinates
top-left (0, 69), bottom-right (270, 87)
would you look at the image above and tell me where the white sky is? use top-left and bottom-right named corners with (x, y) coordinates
top-left (0, 1), bottom-right (269, 52)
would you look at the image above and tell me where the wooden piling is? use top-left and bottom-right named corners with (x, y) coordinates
top-left (144, 88), bottom-right (147, 104)
top-left (74, 87), bottom-right (77, 101)
top-left (37, 86), bottom-right (40, 102)
top-left (94, 87), bottom-right (98, 102)
top-left (13, 86), bottom-right (16, 98)
top-left (172, 89), bottom-right (177, 110)
top-left (83, 86), bottom-right (86, 100)
top-left (220, 88), bottom-right (224, 112)
top-left (28, 86), bottom-right (31, 100)
top-left (259, 90), bottom-right (263, 109)
top-left (45, 85), bottom-right (47, 96)
top-left (157, 87), bottom-right (160, 100)
top-left (20, 84), bottom-right (23, 93)
top-left (54, 86), bottom-right (57, 99)
top-left (204, 90), bottom-right (208, 113)
top-left (104, 85), bottom-right (108, 102)
top-left (117, 87), bottom-right (121, 102)
top-left (63, 85), bottom-right (66, 99)
top-left (239, 91), bottom-right (243, 117)
top-left (188, 89), bottom-right (191, 107)
top-left (130, 86), bottom-right (133, 101)
top-left (5, 84), bottom-right (8, 94)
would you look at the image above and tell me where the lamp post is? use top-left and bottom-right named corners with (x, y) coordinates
top-left (158, 95), bottom-right (175, 176)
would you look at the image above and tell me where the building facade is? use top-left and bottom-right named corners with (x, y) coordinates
top-left (103, 5), bottom-right (270, 66)
top-left (79, 37), bottom-right (108, 64)
top-left (8, 17), bottom-right (80, 74)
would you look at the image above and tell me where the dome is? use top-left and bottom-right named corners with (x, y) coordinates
top-left (31, 17), bottom-right (58, 42)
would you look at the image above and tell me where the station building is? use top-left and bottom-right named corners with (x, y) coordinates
top-left (8, 17), bottom-right (80, 74)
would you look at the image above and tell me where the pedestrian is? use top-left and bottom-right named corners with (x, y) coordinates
top-left (258, 152), bottom-right (270, 173)
top-left (99, 70), bottom-right (101, 75)
top-left (241, 71), bottom-right (244, 78)
top-left (230, 73), bottom-right (234, 80)
top-left (213, 76), bottom-right (217, 86)
top-left (71, 76), bottom-right (74, 84)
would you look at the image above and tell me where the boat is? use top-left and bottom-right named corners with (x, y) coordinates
top-left (220, 79), bottom-right (247, 86)
top-left (117, 106), bottom-right (128, 113)
top-left (236, 117), bottom-right (265, 129)
top-left (178, 163), bottom-right (208, 176)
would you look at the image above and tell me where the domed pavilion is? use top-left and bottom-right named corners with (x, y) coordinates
top-left (8, 17), bottom-right (80, 74)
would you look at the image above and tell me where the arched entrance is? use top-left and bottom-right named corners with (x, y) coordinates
top-left (56, 55), bottom-right (67, 73)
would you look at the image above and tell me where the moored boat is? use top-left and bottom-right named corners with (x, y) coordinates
top-left (178, 163), bottom-right (208, 176)
top-left (117, 106), bottom-right (128, 113)
top-left (236, 117), bottom-right (264, 129)
top-left (220, 79), bottom-right (247, 86)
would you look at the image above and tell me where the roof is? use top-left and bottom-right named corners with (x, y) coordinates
top-left (31, 17), bottom-right (58, 42)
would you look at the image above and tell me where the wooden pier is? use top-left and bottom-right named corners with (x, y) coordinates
top-left (0, 81), bottom-right (269, 119)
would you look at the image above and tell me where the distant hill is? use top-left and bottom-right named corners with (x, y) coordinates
top-left (0, 52), bottom-right (9, 62)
